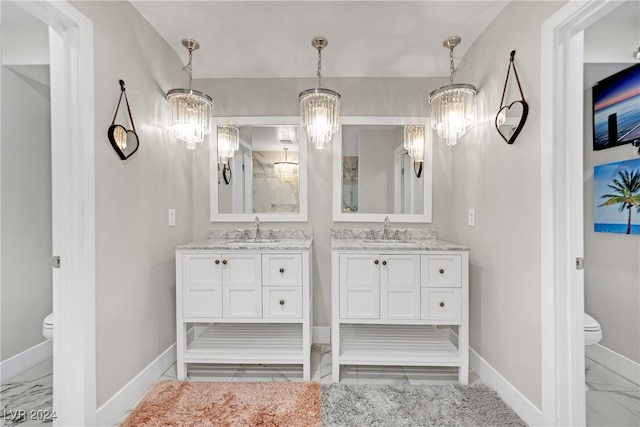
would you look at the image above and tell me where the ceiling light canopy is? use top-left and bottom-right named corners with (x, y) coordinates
top-left (428, 36), bottom-right (476, 147)
top-left (299, 37), bottom-right (341, 150)
top-left (166, 38), bottom-right (213, 150)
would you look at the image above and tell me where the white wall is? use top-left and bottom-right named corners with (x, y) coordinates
top-left (191, 76), bottom-right (453, 329)
top-left (0, 64), bottom-right (52, 361)
top-left (70, 1), bottom-right (194, 407)
top-left (448, 0), bottom-right (565, 409)
top-left (583, 63), bottom-right (639, 364)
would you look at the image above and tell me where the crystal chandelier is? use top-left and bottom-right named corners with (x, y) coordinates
top-left (428, 36), bottom-right (476, 146)
top-left (166, 39), bottom-right (213, 150)
top-left (403, 125), bottom-right (425, 163)
top-left (299, 37), bottom-right (341, 150)
top-left (274, 147), bottom-right (299, 181)
top-left (217, 125), bottom-right (239, 164)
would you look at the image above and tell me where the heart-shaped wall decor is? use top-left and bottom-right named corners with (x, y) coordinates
top-left (495, 100), bottom-right (529, 145)
top-left (495, 50), bottom-right (529, 145)
top-left (108, 124), bottom-right (140, 160)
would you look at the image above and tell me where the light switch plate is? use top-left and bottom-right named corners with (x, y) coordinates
top-left (168, 209), bottom-right (176, 227)
top-left (468, 208), bottom-right (475, 227)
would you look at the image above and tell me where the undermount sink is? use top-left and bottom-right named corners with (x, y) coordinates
top-left (226, 239), bottom-right (281, 247)
top-left (362, 240), bottom-right (418, 247)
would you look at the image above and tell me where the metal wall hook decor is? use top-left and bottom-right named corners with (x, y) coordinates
top-left (219, 161), bottom-right (232, 185)
top-left (108, 80), bottom-right (140, 160)
top-left (495, 50), bottom-right (529, 145)
top-left (414, 162), bottom-right (423, 178)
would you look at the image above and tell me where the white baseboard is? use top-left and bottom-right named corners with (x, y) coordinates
top-left (0, 340), bottom-right (52, 382)
top-left (470, 348), bottom-right (543, 427)
top-left (313, 326), bottom-right (330, 344)
top-left (96, 344), bottom-right (176, 426)
top-left (586, 343), bottom-right (640, 385)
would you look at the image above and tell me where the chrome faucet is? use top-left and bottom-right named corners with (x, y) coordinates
top-left (254, 216), bottom-right (262, 241)
top-left (383, 216), bottom-right (391, 240)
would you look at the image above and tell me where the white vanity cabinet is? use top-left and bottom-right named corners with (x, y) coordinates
top-left (339, 253), bottom-right (421, 320)
top-left (181, 252), bottom-right (262, 318)
top-left (332, 242), bottom-right (469, 384)
top-left (176, 240), bottom-right (312, 381)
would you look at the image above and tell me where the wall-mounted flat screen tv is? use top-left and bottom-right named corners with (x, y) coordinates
top-left (592, 63), bottom-right (640, 151)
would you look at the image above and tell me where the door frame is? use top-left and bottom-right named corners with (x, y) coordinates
top-left (541, 1), bottom-right (623, 425)
top-left (13, 1), bottom-right (96, 425)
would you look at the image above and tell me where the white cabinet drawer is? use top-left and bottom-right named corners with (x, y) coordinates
top-left (421, 255), bottom-right (462, 288)
top-left (262, 254), bottom-right (302, 287)
top-left (262, 287), bottom-right (302, 319)
top-left (421, 288), bottom-right (461, 320)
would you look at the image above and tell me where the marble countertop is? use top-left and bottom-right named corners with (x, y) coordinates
top-left (329, 227), bottom-right (469, 251)
top-left (330, 238), bottom-right (469, 251)
top-left (176, 228), bottom-right (313, 250)
top-left (176, 238), bottom-right (313, 251)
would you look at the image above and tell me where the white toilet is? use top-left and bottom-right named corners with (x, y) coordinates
top-left (584, 312), bottom-right (602, 346)
top-left (42, 313), bottom-right (53, 340)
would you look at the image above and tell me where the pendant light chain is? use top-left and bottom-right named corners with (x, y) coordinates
top-left (449, 45), bottom-right (456, 85)
top-left (184, 49), bottom-right (194, 89)
top-left (316, 46), bottom-right (323, 88)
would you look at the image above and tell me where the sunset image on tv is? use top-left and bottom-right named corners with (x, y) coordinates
top-left (592, 64), bottom-right (640, 150)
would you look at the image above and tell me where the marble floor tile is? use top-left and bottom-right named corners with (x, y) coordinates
top-left (186, 364), bottom-right (303, 382)
top-left (585, 358), bottom-right (640, 392)
top-left (159, 363), bottom-right (177, 380)
top-left (403, 366), bottom-right (460, 385)
top-left (354, 365), bottom-right (410, 385)
top-left (587, 390), bottom-right (640, 427)
top-left (585, 356), bottom-right (640, 427)
top-left (0, 359), bottom-right (53, 427)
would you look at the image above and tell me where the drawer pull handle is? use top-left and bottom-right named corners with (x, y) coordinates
top-left (222, 260), bottom-right (228, 265)
top-left (279, 268), bottom-right (285, 273)
top-left (439, 302), bottom-right (445, 307)
top-left (439, 269), bottom-right (445, 274)
top-left (382, 260), bottom-right (387, 266)
top-left (279, 299), bottom-right (285, 306)
top-left (214, 259), bottom-right (220, 265)
top-left (374, 260), bottom-right (379, 265)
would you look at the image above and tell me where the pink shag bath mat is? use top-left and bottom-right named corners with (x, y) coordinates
top-left (120, 381), bottom-right (320, 427)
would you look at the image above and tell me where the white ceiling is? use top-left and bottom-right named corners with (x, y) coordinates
top-left (130, 1), bottom-right (511, 79)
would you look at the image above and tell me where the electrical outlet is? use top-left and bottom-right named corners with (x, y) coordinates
top-left (168, 209), bottom-right (176, 227)
top-left (468, 208), bottom-right (475, 227)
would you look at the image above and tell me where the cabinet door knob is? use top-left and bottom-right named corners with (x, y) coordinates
top-left (374, 260), bottom-right (379, 265)
top-left (222, 260), bottom-right (228, 265)
top-left (279, 299), bottom-right (285, 306)
top-left (439, 302), bottom-right (445, 307)
top-left (382, 260), bottom-right (387, 266)
top-left (214, 259), bottom-right (220, 265)
top-left (279, 268), bottom-right (285, 273)
top-left (439, 268), bottom-right (445, 274)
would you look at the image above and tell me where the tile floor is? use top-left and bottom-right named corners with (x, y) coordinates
top-left (2, 349), bottom-right (638, 426)
top-left (585, 357), bottom-right (640, 426)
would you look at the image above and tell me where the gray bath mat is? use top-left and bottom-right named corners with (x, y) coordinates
top-left (321, 383), bottom-right (527, 426)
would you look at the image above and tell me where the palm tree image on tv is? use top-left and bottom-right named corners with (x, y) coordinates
top-left (595, 162), bottom-right (640, 235)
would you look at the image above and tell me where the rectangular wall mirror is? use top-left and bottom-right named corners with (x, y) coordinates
top-left (210, 117), bottom-right (308, 222)
top-left (333, 117), bottom-right (432, 222)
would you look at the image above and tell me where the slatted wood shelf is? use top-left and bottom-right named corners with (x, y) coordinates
top-left (185, 323), bottom-right (303, 364)
top-left (338, 324), bottom-right (460, 366)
